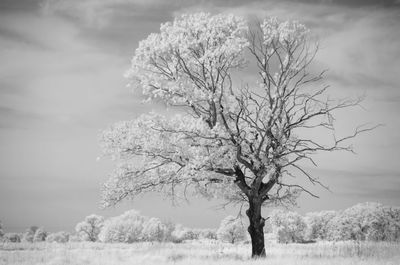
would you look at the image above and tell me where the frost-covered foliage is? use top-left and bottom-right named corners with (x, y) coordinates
top-left (33, 227), bottom-right (47, 242)
top-left (3, 233), bottom-right (21, 243)
top-left (99, 13), bottom-right (317, 210)
top-left (269, 209), bottom-right (306, 243)
top-left (98, 210), bottom-right (145, 243)
top-left (100, 12), bottom-right (372, 257)
top-left (22, 226), bottom-right (38, 243)
top-left (327, 202), bottom-right (400, 241)
top-left (305, 210), bottom-right (337, 240)
top-left (46, 231), bottom-right (70, 243)
top-left (217, 216), bottom-right (247, 244)
top-left (141, 217), bottom-right (168, 242)
top-left (75, 214), bottom-right (104, 242)
top-left (267, 203), bottom-right (400, 243)
top-left (124, 12), bottom-right (249, 106)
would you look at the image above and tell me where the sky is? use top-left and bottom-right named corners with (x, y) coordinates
top-left (0, 0), bottom-right (400, 233)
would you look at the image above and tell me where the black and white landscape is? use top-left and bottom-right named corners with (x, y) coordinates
top-left (0, 0), bottom-right (400, 264)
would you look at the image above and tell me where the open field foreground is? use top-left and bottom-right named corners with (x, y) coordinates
top-left (1, 241), bottom-right (399, 265)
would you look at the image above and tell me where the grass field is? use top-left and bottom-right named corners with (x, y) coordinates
top-left (1, 240), bottom-right (399, 265)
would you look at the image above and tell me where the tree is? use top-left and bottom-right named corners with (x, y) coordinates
top-left (22, 226), bottom-right (38, 242)
top-left (327, 202), bottom-right (396, 241)
top-left (198, 228), bottom-right (217, 240)
top-left (141, 217), bottom-right (168, 242)
top-left (0, 220), bottom-right (4, 238)
top-left (75, 214), bottom-right (104, 242)
top-left (305, 210), bottom-right (336, 240)
top-left (269, 209), bottom-right (306, 243)
top-left (170, 224), bottom-right (198, 243)
top-left (217, 215), bottom-right (247, 244)
top-left (33, 227), bottom-right (47, 242)
top-left (100, 13), bottom-right (373, 257)
top-left (98, 210), bottom-right (144, 243)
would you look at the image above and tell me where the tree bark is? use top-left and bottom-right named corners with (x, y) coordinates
top-left (246, 197), bottom-right (266, 258)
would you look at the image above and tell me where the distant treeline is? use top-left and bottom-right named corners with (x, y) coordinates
top-left (1, 202), bottom-right (399, 244)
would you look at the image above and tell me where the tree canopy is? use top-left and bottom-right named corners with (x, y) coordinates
top-left (99, 12), bottom-right (373, 257)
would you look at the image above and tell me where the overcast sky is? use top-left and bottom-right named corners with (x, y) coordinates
top-left (0, 0), bottom-right (400, 233)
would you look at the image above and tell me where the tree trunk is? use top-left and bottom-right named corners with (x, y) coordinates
top-left (246, 198), bottom-right (266, 258)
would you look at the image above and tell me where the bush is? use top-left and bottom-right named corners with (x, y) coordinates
top-left (269, 209), bottom-right (306, 243)
top-left (75, 214), bottom-right (104, 242)
top-left (33, 227), bottom-right (47, 242)
top-left (217, 216), bottom-right (247, 244)
top-left (99, 210), bottom-right (145, 243)
top-left (3, 233), bottom-right (21, 243)
top-left (21, 226), bottom-right (38, 242)
top-left (46, 231), bottom-right (70, 243)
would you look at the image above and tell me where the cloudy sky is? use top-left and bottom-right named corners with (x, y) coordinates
top-left (0, 0), bottom-right (400, 232)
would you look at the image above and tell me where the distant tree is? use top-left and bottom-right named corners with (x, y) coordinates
top-left (33, 227), bottom-right (47, 242)
top-left (100, 12), bottom-right (374, 258)
top-left (162, 221), bottom-right (177, 242)
top-left (305, 210), bottom-right (336, 240)
top-left (198, 228), bottom-right (217, 240)
top-left (75, 214), bottom-right (104, 242)
top-left (22, 226), bottom-right (38, 242)
top-left (269, 209), bottom-right (306, 243)
top-left (385, 207), bottom-right (400, 241)
top-left (0, 220), bottom-right (4, 238)
top-left (98, 210), bottom-right (144, 243)
top-left (217, 216), bottom-right (247, 244)
top-left (141, 217), bottom-right (168, 242)
top-left (46, 231), bottom-right (70, 243)
top-left (170, 224), bottom-right (198, 243)
top-left (327, 202), bottom-right (392, 241)
top-left (3, 233), bottom-right (21, 243)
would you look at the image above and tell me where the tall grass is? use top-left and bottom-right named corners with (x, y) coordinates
top-left (1, 240), bottom-right (399, 265)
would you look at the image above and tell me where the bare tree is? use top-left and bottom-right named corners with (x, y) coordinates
top-left (100, 13), bottom-right (374, 257)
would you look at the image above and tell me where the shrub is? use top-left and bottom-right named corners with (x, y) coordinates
top-left (21, 226), bottom-right (38, 242)
top-left (33, 227), bottom-right (47, 242)
top-left (46, 231), bottom-right (70, 243)
top-left (3, 233), bottom-right (21, 243)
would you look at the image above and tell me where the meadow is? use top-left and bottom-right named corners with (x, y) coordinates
top-left (1, 240), bottom-right (399, 265)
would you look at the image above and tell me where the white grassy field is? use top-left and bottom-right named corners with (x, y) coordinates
top-left (1, 240), bottom-right (399, 265)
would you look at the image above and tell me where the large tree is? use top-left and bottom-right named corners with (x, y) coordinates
top-left (100, 13), bottom-right (372, 257)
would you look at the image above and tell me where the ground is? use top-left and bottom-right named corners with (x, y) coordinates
top-left (1, 240), bottom-right (399, 265)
